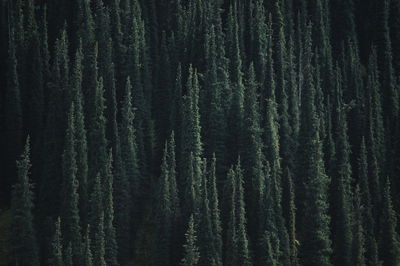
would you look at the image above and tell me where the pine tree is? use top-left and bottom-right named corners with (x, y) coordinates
top-left (282, 167), bottom-right (298, 265)
top-left (226, 4), bottom-right (244, 165)
top-left (90, 173), bottom-right (106, 266)
top-left (51, 217), bottom-right (64, 266)
top-left (11, 137), bottom-right (40, 266)
top-left (83, 226), bottom-right (93, 266)
top-left (224, 160), bottom-right (252, 266)
top-left (156, 140), bottom-right (174, 266)
top-left (104, 151), bottom-right (119, 266)
top-left (180, 66), bottom-right (202, 217)
top-left (88, 75), bottom-right (108, 186)
top-left (3, 23), bottom-right (23, 203)
top-left (71, 41), bottom-right (89, 228)
top-left (379, 177), bottom-right (400, 266)
top-left (64, 243), bottom-right (73, 266)
top-left (358, 138), bottom-right (380, 266)
top-left (331, 64), bottom-right (353, 266)
top-left (61, 103), bottom-right (82, 266)
top-left (297, 24), bottom-right (332, 266)
top-left (352, 186), bottom-right (366, 266)
top-left (208, 155), bottom-right (222, 264)
top-left (181, 215), bottom-right (200, 266)
top-left (241, 63), bottom-right (265, 248)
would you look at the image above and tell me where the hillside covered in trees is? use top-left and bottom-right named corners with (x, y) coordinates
top-left (0, 0), bottom-right (400, 265)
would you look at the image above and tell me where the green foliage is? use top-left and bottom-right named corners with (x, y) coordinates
top-left (181, 215), bottom-right (200, 266)
top-left (11, 138), bottom-right (39, 266)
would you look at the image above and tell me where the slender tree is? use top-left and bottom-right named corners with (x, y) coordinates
top-left (10, 137), bottom-right (40, 266)
top-left (181, 215), bottom-right (200, 266)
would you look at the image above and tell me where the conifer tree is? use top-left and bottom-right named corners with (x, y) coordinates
top-left (64, 243), bottom-right (73, 266)
top-left (331, 65), bottom-right (353, 266)
top-left (226, 4), bottom-right (244, 165)
top-left (352, 186), bottom-right (366, 266)
top-left (3, 24), bottom-right (23, 203)
top-left (88, 76), bottom-right (108, 186)
top-left (379, 177), bottom-right (400, 266)
top-left (297, 25), bottom-right (332, 266)
top-left (71, 41), bottom-right (89, 228)
top-left (242, 63), bottom-right (265, 245)
top-left (358, 138), bottom-right (380, 266)
top-left (89, 173), bottom-right (106, 266)
top-left (156, 140), bottom-right (174, 266)
top-left (83, 225), bottom-right (93, 266)
top-left (181, 215), bottom-right (200, 266)
top-left (61, 104), bottom-right (82, 266)
top-left (224, 161), bottom-right (252, 266)
top-left (51, 217), bottom-right (64, 266)
top-left (208, 155), bottom-right (222, 263)
top-left (180, 66), bottom-right (202, 217)
top-left (11, 137), bottom-right (39, 266)
top-left (104, 151), bottom-right (118, 266)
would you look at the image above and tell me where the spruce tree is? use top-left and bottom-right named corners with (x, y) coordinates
top-left (208, 155), bottom-right (222, 264)
top-left (89, 173), bottom-right (106, 266)
top-left (297, 25), bottom-right (332, 266)
top-left (51, 217), bottom-right (64, 266)
top-left (83, 225), bottom-right (93, 266)
top-left (156, 140), bottom-right (174, 266)
top-left (352, 185), bottom-right (366, 266)
top-left (71, 41), bottom-right (89, 228)
top-left (3, 23), bottom-right (23, 203)
top-left (181, 215), bottom-right (200, 266)
top-left (11, 137), bottom-right (40, 266)
top-left (331, 65), bottom-right (353, 266)
top-left (358, 138), bottom-right (380, 266)
top-left (379, 177), bottom-right (400, 266)
top-left (61, 103), bottom-right (82, 266)
top-left (180, 66), bottom-right (202, 217)
top-left (104, 151), bottom-right (118, 266)
top-left (224, 160), bottom-right (252, 266)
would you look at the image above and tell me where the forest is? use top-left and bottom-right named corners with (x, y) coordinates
top-left (0, 0), bottom-right (400, 265)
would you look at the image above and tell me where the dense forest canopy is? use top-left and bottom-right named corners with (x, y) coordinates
top-left (0, 0), bottom-right (400, 265)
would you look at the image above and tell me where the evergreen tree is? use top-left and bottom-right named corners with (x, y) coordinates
top-left (358, 138), bottom-right (380, 266)
top-left (379, 177), bottom-right (400, 266)
top-left (51, 217), bottom-right (64, 266)
top-left (104, 151), bottom-right (118, 266)
top-left (89, 173), bottom-right (106, 266)
top-left (297, 25), bottom-right (332, 266)
top-left (180, 66), bottom-right (202, 217)
top-left (208, 155), bottom-right (223, 264)
top-left (226, 4), bottom-right (244, 165)
top-left (10, 137), bottom-right (40, 266)
top-left (61, 103), bottom-right (82, 266)
top-left (119, 77), bottom-right (139, 260)
top-left (83, 226), bottom-right (93, 266)
top-left (331, 65), bottom-right (353, 266)
top-left (3, 23), bottom-right (23, 203)
top-left (224, 161), bottom-right (252, 266)
top-left (71, 41), bottom-right (89, 228)
top-left (352, 186), bottom-right (366, 266)
top-left (181, 215), bottom-right (200, 266)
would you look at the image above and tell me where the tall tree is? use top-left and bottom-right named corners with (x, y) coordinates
top-left (71, 41), bottom-right (89, 228)
top-left (51, 217), bottom-right (64, 266)
top-left (104, 151), bottom-right (118, 266)
top-left (11, 137), bottom-right (40, 266)
top-left (379, 177), bottom-right (400, 266)
top-left (61, 104), bottom-right (82, 266)
top-left (3, 23), bottom-right (23, 204)
top-left (297, 25), bottom-right (332, 266)
top-left (358, 138), bottom-right (380, 266)
top-left (181, 215), bottom-right (200, 266)
top-left (331, 65), bottom-right (353, 266)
